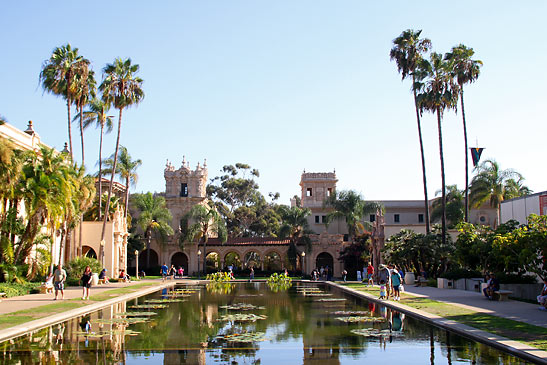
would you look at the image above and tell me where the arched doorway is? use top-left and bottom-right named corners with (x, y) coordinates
top-left (206, 252), bottom-right (220, 272)
top-left (224, 252), bottom-right (241, 271)
top-left (171, 252), bottom-right (188, 273)
top-left (244, 251), bottom-right (261, 269)
top-left (82, 246), bottom-right (97, 259)
top-left (264, 252), bottom-right (282, 271)
top-left (139, 249), bottom-right (159, 270)
top-left (316, 252), bottom-right (334, 272)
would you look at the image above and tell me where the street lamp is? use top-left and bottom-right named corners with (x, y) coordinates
top-left (135, 250), bottom-right (139, 280)
top-left (301, 252), bottom-right (306, 276)
top-left (197, 250), bottom-right (202, 280)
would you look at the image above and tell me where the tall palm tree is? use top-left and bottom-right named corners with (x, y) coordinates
top-left (278, 205), bottom-right (312, 270)
top-left (324, 190), bottom-right (382, 242)
top-left (99, 57), bottom-right (144, 263)
top-left (40, 44), bottom-right (85, 160)
top-left (73, 64), bottom-right (96, 166)
top-left (133, 192), bottom-right (173, 269)
top-left (184, 201), bottom-right (227, 275)
top-left (469, 159), bottom-right (528, 225)
top-left (415, 53), bottom-right (459, 245)
top-left (75, 98), bottom-right (114, 220)
top-left (390, 29), bottom-right (432, 234)
top-left (431, 185), bottom-right (464, 229)
top-left (101, 146), bottom-right (142, 218)
top-left (445, 45), bottom-right (483, 222)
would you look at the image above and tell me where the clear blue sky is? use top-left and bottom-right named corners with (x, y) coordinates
top-left (1, 1), bottom-right (546, 203)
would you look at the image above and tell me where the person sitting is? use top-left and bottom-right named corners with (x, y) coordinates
top-left (119, 270), bottom-right (131, 283)
top-left (537, 279), bottom-right (547, 310)
top-left (484, 273), bottom-right (499, 300)
top-left (98, 269), bottom-right (109, 284)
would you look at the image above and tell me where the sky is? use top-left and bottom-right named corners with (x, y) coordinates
top-left (1, 1), bottom-right (546, 204)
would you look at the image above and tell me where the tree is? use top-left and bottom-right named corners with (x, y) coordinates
top-left (132, 192), bottom-right (173, 269)
top-left (324, 190), bottom-right (382, 242)
top-left (278, 206), bottom-right (312, 270)
top-left (390, 29), bottom-right (432, 234)
top-left (40, 43), bottom-right (85, 160)
top-left (99, 57), bottom-right (144, 264)
top-left (101, 146), bottom-right (142, 218)
top-left (469, 159), bottom-right (529, 225)
top-left (183, 201), bottom-right (227, 275)
top-left (73, 63), bottom-right (96, 166)
top-left (416, 52), bottom-right (459, 246)
top-left (431, 185), bottom-right (464, 229)
top-left (445, 45), bottom-right (483, 222)
top-left (76, 98), bottom-right (114, 220)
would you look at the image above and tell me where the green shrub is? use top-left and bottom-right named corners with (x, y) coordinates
top-left (495, 273), bottom-right (538, 284)
top-left (65, 257), bottom-right (102, 283)
top-left (0, 282), bottom-right (41, 297)
top-left (206, 271), bottom-right (233, 282)
top-left (442, 268), bottom-right (482, 280)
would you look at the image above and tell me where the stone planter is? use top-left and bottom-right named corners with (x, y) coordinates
top-left (404, 272), bottom-right (415, 285)
top-left (437, 278), bottom-right (453, 289)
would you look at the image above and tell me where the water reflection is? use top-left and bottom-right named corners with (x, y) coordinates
top-left (0, 283), bottom-right (530, 364)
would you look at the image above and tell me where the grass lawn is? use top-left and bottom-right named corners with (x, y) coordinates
top-left (342, 283), bottom-right (547, 351)
top-left (0, 282), bottom-right (159, 331)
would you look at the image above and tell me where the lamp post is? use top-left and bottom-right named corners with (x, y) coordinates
top-left (301, 251), bottom-right (306, 277)
top-left (135, 250), bottom-right (139, 280)
top-left (197, 250), bottom-right (202, 280)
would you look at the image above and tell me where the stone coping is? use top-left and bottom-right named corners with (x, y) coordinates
top-left (0, 281), bottom-right (175, 343)
top-left (327, 282), bottom-right (547, 365)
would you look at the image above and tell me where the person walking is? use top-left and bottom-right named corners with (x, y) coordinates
top-left (366, 262), bottom-right (374, 286)
top-left (81, 266), bottom-right (92, 300)
top-left (160, 263), bottom-right (168, 282)
top-left (391, 265), bottom-right (403, 301)
top-left (53, 264), bottom-right (67, 300)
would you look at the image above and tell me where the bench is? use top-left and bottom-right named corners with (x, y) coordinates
top-left (39, 286), bottom-right (53, 294)
top-left (0, 292), bottom-right (6, 302)
top-left (98, 278), bottom-right (107, 285)
top-left (493, 290), bottom-right (513, 301)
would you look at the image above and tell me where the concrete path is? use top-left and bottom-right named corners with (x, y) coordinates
top-left (403, 285), bottom-right (547, 328)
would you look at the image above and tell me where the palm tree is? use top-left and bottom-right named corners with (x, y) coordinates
top-left (279, 205), bottom-right (312, 270)
top-left (415, 52), bottom-right (459, 245)
top-left (324, 190), bottom-right (382, 242)
top-left (99, 58), bottom-right (144, 262)
top-left (101, 146), bottom-right (142, 218)
top-left (75, 98), bottom-right (114, 220)
top-left (40, 44), bottom-right (85, 160)
top-left (184, 201), bottom-right (227, 275)
top-left (431, 185), bottom-right (464, 229)
top-left (469, 159), bottom-right (528, 225)
top-left (390, 29), bottom-right (432, 234)
top-left (73, 64), bottom-right (96, 166)
top-left (445, 45), bottom-right (483, 222)
top-left (133, 192), bottom-right (173, 269)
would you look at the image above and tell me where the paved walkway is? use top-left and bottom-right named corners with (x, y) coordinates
top-left (402, 285), bottom-right (547, 328)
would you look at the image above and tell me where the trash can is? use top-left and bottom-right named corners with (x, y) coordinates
top-left (91, 273), bottom-right (99, 286)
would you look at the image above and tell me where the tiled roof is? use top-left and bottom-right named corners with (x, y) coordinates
top-left (204, 237), bottom-right (291, 246)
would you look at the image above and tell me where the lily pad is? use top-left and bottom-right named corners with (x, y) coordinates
top-left (95, 317), bottom-right (149, 325)
top-left (335, 316), bottom-right (386, 323)
top-left (219, 303), bottom-right (265, 311)
top-left (214, 332), bottom-right (268, 343)
top-left (116, 312), bottom-right (158, 317)
top-left (128, 304), bottom-right (168, 309)
top-left (332, 311), bottom-right (370, 315)
top-left (217, 313), bottom-right (268, 322)
top-left (351, 328), bottom-right (404, 338)
top-left (145, 299), bottom-right (187, 303)
top-left (316, 298), bottom-right (346, 302)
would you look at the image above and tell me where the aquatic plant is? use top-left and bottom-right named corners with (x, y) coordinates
top-left (206, 271), bottom-right (233, 282)
top-left (128, 304), bottom-right (168, 309)
top-left (351, 328), bottom-right (404, 338)
top-left (217, 313), bottom-right (267, 322)
top-left (335, 316), bottom-right (386, 323)
top-left (116, 312), bottom-right (158, 317)
top-left (213, 332), bottom-right (268, 343)
top-left (219, 303), bottom-right (265, 311)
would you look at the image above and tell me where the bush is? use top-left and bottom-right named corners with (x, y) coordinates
top-left (495, 273), bottom-right (538, 284)
top-left (0, 282), bottom-right (41, 298)
top-left (442, 268), bottom-right (482, 280)
top-left (65, 257), bottom-right (102, 283)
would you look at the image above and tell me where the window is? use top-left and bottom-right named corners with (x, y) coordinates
top-left (480, 215), bottom-right (486, 223)
top-left (322, 215), bottom-right (327, 223)
top-left (370, 214), bottom-right (375, 222)
top-left (180, 183), bottom-right (188, 197)
top-left (306, 188), bottom-right (313, 197)
top-left (418, 214), bottom-right (424, 223)
top-left (315, 215), bottom-right (320, 223)
top-left (327, 188), bottom-right (332, 197)
top-left (394, 214), bottom-right (400, 223)
top-left (343, 234), bottom-right (349, 242)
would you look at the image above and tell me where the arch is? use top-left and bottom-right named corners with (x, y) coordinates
top-left (264, 251), bottom-right (283, 271)
top-left (139, 249), bottom-right (159, 269)
top-left (224, 252), bottom-right (241, 271)
top-left (82, 246), bottom-right (97, 259)
top-left (171, 252), bottom-right (189, 273)
top-left (243, 251), bottom-right (261, 269)
top-left (206, 252), bottom-right (220, 272)
top-left (316, 252), bottom-right (334, 272)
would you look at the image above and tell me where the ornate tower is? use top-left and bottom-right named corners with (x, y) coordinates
top-left (164, 156), bottom-right (208, 230)
top-left (300, 171), bottom-right (337, 209)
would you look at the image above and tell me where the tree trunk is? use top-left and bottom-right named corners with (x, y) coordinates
top-left (101, 108), bottom-right (123, 266)
top-left (436, 109), bottom-right (447, 246)
top-left (79, 103), bottom-right (85, 165)
top-left (460, 86), bottom-right (469, 222)
top-left (413, 78), bottom-right (430, 234)
top-left (98, 123), bottom-right (104, 221)
top-left (203, 236), bottom-right (208, 276)
top-left (66, 99), bottom-right (73, 160)
top-left (124, 177), bottom-right (130, 218)
top-left (146, 232), bottom-right (151, 270)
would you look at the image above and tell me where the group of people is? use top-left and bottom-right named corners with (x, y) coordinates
top-left (376, 264), bottom-right (404, 301)
top-left (482, 273), bottom-right (500, 300)
top-left (311, 266), bottom-right (332, 281)
top-left (161, 263), bottom-right (186, 281)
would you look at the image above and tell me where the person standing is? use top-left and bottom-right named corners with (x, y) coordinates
top-left (160, 263), bottom-right (168, 282)
top-left (366, 262), bottom-right (374, 286)
top-left (53, 264), bottom-right (67, 300)
top-left (250, 267), bottom-right (255, 281)
top-left (81, 266), bottom-right (92, 300)
top-left (378, 265), bottom-right (391, 299)
top-left (391, 265), bottom-right (402, 301)
top-left (342, 269), bottom-right (347, 282)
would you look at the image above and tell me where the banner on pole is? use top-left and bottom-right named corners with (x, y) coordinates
top-left (470, 147), bottom-right (484, 167)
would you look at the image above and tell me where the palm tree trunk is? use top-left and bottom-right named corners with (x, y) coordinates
top-left (101, 108), bottom-right (123, 266)
top-left (203, 236), bottom-right (208, 276)
top-left (146, 232), bottom-right (151, 269)
top-left (67, 99), bottom-right (73, 160)
top-left (413, 79), bottom-right (430, 234)
top-left (124, 177), bottom-right (130, 218)
top-left (98, 124), bottom-right (104, 221)
top-left (79, 104), bottom-right (85, 165)
top-left (460, 87), bottom-right (469, 222)
top-left (436, 108), bottom-right (447, 246)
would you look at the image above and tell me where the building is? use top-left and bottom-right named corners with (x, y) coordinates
top-left (500, 191), bottom-right (547, 225)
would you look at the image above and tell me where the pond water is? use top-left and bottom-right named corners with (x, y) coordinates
top-left (0, 282), bottom-right (529, 364)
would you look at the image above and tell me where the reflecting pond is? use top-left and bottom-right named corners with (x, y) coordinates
top-left (0, 282), bottom-right (530, 364)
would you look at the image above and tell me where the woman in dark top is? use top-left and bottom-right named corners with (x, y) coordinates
top-left (81, 266), bottom-right (92, 300)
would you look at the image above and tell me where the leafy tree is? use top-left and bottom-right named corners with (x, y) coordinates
top-left (469, 159), bottom-right (529, 225)
top-left (40, 43), bottom-right (86, 160)
top-left (101, 146), bottom-right (142, 218)
top-left (132, 192), bottom-right (173, 269)
top-left (415, 52), bottom-right (459, 246)
top-left (183, 201), bottom-right (227, 275)
top-left (99, 57), bottom-right (144, 261)
top-left (431, 185), bottom-right (464, 229)
top-left (390, 29), bottom-right (432, 234)
top-left (278, 206), bottom-right (312, 270)
top-left (338, 232), bottom-right (371, 279)
top-left (445, 44), bottom-right (482, 222)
